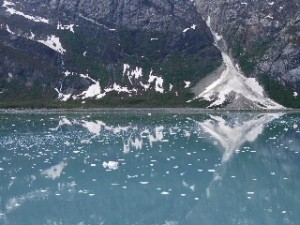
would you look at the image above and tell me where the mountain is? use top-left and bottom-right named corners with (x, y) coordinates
top-left (0, 0), bottom-right (299, 109)
top-left (194, 0), bottom-right (300, 108)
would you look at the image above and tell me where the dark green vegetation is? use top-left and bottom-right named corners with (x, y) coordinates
top-left (231, 42), bottom-right (270, 77)
top-left (0, 12), bottom-right (221, 108)
top-left (259, 74), bottom-right (300, 108)
top-left (0, 91), bottom-right (211, 109)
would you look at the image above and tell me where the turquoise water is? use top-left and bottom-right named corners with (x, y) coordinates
top-left (0, 112), bottom-right (299, 225)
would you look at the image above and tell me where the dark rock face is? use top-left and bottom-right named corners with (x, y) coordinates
top-left (17, 0), bottom-right (203, 32)
top-left (0, 0), bottom-right (299, 108)
top-left (0, 0), bottom-right (221, 107)
top-left (195, 0), bottom-right (300, 92)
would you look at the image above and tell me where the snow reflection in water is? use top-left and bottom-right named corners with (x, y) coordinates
top-left (0, 112), bottom-right (299, 225)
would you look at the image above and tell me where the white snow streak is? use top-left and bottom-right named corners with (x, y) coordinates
top-left (195, 16), bottom-right (283, 109)
top-left (57, 21), bottom-right (75, 33)
top-left (3, 1), bottom-right (49, 24)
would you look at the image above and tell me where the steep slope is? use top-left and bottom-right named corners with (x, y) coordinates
top-left (0, 0), bottom-right (221, 107)
top-left (192, 16), bottom-right (284, 110)
top-left (0, 0), bottom-right (299, 108)
top-left (194, 0), bottom-right (300, 108)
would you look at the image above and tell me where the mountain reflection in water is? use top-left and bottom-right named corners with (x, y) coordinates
top-left (0, 112), bottom-right (299, 225)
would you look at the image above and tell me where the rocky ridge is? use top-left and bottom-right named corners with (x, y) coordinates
top-left (194, 0), bottom-right (300, 107)
top-left (0, 0), bottom-right (299, 108)
top-left (0, 0), bottom-right (222, 107)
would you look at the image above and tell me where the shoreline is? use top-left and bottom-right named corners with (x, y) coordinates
top-left (0, 107), bottom-right (300, 115)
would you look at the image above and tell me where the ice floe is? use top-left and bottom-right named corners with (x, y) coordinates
top-left (102, 161), bottom-right (119, 170)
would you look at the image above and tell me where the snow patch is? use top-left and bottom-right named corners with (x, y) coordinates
top-left (54, 86), bottom-right (71, 102)
top-left (79, 81), bottom-right (106, 99)
top-left (38, 35), bottom-right (66, 54)
top-left (64, 71), bottom-right (72, 77)
top-left (3, 1), bottom-right (49, 24)
top-left (57, 21), bottom-right (75, 33)
top-left (123, 64), bottom-right (164, 93)
top-left (148, 70), bottom-right (164, 93)
top-left (5, 24), bottom-right (14, 34)
top-left (184, 81), bottom-right (191, 88)
top-left (265, 15), bottom-right (274, 20)
top-left (105, 83), bottom-right (132, 94)
top-left (183, 24), bottom-right (197, 33)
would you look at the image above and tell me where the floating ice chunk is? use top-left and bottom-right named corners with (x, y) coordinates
top-left (161, 191), bottom-right (170, 195)
top-left (190, 185), bottom-right (195, 192)
top-left (139, 182), bottom-right (149, 185)
top-left (102, 161), bottom-right (119, 170)
top-left (38, 35), bottom-right (66, 54)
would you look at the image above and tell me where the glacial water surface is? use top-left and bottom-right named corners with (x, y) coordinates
top-left (0, 111), bottom-right (299, 225)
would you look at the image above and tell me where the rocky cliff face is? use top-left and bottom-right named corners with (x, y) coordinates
top-left (0, 0), bottom-right (222, 107)
top-left (0, 0), bottom-right (299, 108)
top-left (194, 0), bottom-right (300, 107)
